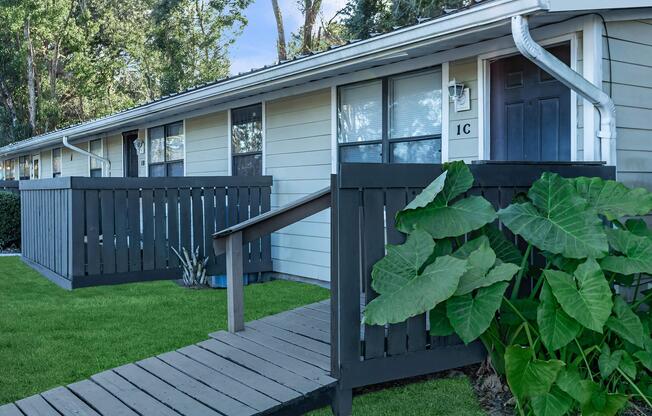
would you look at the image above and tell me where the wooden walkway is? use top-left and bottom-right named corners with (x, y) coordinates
top-left (0, 300), bottom-right (336, 416)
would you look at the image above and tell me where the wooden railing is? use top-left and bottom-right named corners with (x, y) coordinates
top-left (213, 187), bottom-right (331, 332)
top-left (329, 161), bottom-right (616, 413)
top-left (20, 176), bottom-right (273, 289)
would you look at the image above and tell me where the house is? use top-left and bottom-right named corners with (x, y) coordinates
top-left (2, 0), bottom-right (652, 286)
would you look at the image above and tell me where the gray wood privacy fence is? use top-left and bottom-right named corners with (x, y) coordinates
top-left (331, 162), bottom-right (616, 397)
top-left (0, 180), bottom-right (19, 194)
top-left (19, 176), bottom-right (273, 289)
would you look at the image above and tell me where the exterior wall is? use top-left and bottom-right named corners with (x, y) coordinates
top-left (448, 58), bottom-right (479, 162)
top-left (265, 89), bottom-right (331, 282)
top-left (106, 134), bottom-right (124, 177)
top-left (185, 111), bottom-right (229, 176)
top-left (41, 149), bottom-right (53, 178)
top-left (602, 20), bottom-right (652, 190)
top-left (62, 141), bottom-right (89, 176)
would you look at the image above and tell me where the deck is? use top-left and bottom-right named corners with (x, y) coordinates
top-left (0, 300), bottom-right (336, 416)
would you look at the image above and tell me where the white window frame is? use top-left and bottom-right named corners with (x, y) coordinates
top-left (146, 120), bottom-right (185, 177)
top-left (228, 102), bottom-right (265, 177)
top-left (477, 32), bottom-right (580, 161)
top-left (88, 138), bottom-right (104, 177)
top-left (51, 147), bottom-right (63, 177)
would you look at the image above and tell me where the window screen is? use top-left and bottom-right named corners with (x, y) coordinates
top-left (389, 70), bottom-right (442, 139)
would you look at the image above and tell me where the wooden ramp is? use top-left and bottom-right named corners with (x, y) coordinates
top-left (0, 300), bottom-right (336, 416)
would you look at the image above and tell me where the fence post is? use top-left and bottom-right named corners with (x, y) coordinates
top-left (226, 230), bottom-right (244, 332)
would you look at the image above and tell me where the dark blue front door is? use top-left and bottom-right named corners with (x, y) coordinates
top-left (490, 44), bottom-right (571, 161)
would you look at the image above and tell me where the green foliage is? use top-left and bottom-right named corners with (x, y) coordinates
top-left (0, 191), bottom-right (20, 249)
top-left (363, 161), bottom-right (652, 415)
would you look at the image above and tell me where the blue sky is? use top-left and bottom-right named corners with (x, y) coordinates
top-left (229, 0), bottom-right (346, 74)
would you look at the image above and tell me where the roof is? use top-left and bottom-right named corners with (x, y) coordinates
top-left (1, 0), bottom-right (650, 157)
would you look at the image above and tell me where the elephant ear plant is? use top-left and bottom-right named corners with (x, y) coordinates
top-left (363, 161), bottom-right (652, 416)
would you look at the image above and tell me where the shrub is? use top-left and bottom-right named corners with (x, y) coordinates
top-left (364, 161), bottom-right (652, 416)
top-left (0, 191), bottom-right (20, 249)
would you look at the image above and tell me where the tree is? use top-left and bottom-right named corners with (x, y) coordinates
top-left (271, 0), bottom-right (287, 61)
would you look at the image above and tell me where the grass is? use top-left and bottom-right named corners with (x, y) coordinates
top-left (308, 377), bottom-right (486, 416)
top-left (0, 256), bottom-right (487, 415)
top-left (0, 257), bottom-right (329, 404)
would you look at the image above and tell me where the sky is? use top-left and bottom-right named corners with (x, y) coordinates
top-left (229, 0), bottom-right (347, 75)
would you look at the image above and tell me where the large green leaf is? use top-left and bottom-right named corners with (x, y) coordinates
top-left (371, 229), bottom-right (435, 295)
top-left (364, 254), bottom-right (467, 325)
top-left (634, 350), bottom-right (652, 372)
top-left (580, 393), bottom-right (628, 416)
top-left (625, 218), bottom-right (652, 239)
top-left (476, 224), bottom-right (524, 265)
top-left (570, 176), bottom-right (652, 220)
top-left (531, 387), bottom-right (573, 416)
top-left (396, 162), bottom-right (496, 238)
top-left (446, 282), bottom-right (508, 344)
top-left (429, 302), bottom-right (454, 336)
top-left (505, 345), bottom-right (564, 403)
top-left (618, 351), bottom-right (637, 379)
top-left (601, 229), bottom-right (652, 276)
top-left (545, 258), bottom-right (612, 333)
top-left (605, 296), bottom-right (646, 348)
top-left (397, 196), bottom-right (497, 239)
top-left (498, 173), bottom-right (608, 259)
top-left (453, 239), bottom-right (495, 296)
top-left (556, 366), bottom-right (596, 405)
top-left (598, 345), bottom-right (624, 378)
top-left (537, 282), bottom-right (581, 351)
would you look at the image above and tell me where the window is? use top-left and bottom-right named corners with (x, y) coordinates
top-left (52, 148), bottom-right (62, 177)
top-left (337, 68), bottom-right (442, 164)
top-left (5, 159), bottom-right (16, 180)
top-left (32, 156), bottom-right (39, 179)
top-left (231, 104), bottom-right (262, 176)
top-left (89, 139), bottom-right (103, 177)
top-left (149, 121), bottom-right (184, 177)
top-left (19, 156), bottom-right (30, 180)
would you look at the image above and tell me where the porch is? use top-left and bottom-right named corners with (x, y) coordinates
top-left (5, 161), bottom-right (616, 415)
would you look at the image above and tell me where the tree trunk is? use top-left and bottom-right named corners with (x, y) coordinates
top-left (301, 0), bottom-right (322, 54)
top-left (0, 77), bottom-right (18, 132)
top-left (271, 0), bottom-right (287, 61)
top-left (24, 18), bottom-right (37, 134)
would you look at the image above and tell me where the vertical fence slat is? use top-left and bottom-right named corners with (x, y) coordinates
top-left (406, 188), bottom-right (427, 353)
top-left (114, 190), bottom-right (129, 273)
top-left (362, 189), bottom-right (385, 359)
top-left (260, 185), bottom-right (272, 267)
top-left (191, 188), bottom-right (203, 257)
top-left (86, 190), bottom-right (101, 276)
top-left (101, 190), bottom-right (116, 275)
top-left (214, 187), bottom-right (227, 270)
top-left (142, 189), bottom-right (155, 270)
top-left (154, 189), bottom-right (167, 270)
top-left (167, 188), bottom-right (180, 268)
top-left (179, 188), bottom-right (192, 252)
top-left (127, 189), bottom-right (141, 272)
top-left (203, 187), bottom-right (216, 265)
top-left (249, 187), bottom-right (261, 266)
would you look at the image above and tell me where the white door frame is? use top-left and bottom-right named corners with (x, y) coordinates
top-left (31, 154), bottom-right (40, 179)
top-left (477, 32), bottom-right (579, 161)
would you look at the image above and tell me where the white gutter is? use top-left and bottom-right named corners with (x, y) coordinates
top-left (511, 15), bottom-right (616, 165)
top-left (63, 136), bottom-right (111, 176)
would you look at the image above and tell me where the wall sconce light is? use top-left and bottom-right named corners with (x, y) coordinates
top-left (448, 79), bottom-right (471, 112)
top-left (133, 138), bottom-right (145, 154)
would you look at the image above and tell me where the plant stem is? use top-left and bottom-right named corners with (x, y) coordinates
top-left (633, 290), bottom-right (652, 310)
top-left (574, 338), bottom-right (594, 381)
top-left (617, 367), bottom-right (652, 408)
top-left (529, 275), bottom-right (545, 301)
top-left (633, 273), bottom-right (642, 303)
top-left (503, 296), bottom-right (539, 337)
top-left (511, 243), bottom-right (532, 300)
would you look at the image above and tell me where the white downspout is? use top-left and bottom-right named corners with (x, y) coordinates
top-left (62, 136), bottom-right (112, 176)
top-left (511, 15), bottom-right (616, 165)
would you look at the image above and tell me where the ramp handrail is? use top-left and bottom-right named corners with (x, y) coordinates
top-left (213, 186), bottom-right (331, 332)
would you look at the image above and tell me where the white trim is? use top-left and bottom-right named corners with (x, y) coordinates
top-left (261, 101), bottom-right (267, 175)
top-left (331, 86), bottom-right (338, 174)
top-left (582, 15), bottom-right (602, 162)
top-left (227, 109), bottom-right (233, 176)
top-left (88, 138), bottom-right (103, 177)
top-left (441, 62), bottom-right (450, 162)
top-left (144, 128), bottom-right (149, 177)
top-left (547, 0), bottom-right (652, 12)
top-left (477, 33), bottom-right (580, 161)
top-left (182, 119), bottom-right (187, 177)
top-left (31, 153), bottom-right (40, 179)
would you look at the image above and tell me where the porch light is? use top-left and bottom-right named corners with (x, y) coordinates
top-left (448, 79), bottom-right (465, 100)
top-left (448, 79), bottom-right (470, 112)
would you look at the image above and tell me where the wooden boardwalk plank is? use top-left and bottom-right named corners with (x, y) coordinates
top-left (289, 307), bottom-right (330, 323)
top-left (177, 345), bottom-right (299, 403)
top-left (91, 371), bottom-right (180, 416)
top-left (0, 404), bottom-right (24, 416)
top-left (113, 364), bottom-right (221, 416)
top-left (210, 332), bottom-right (335, 385)
top-left (260, 314), bottom-right (331, 343)
top-left (157, 351), bottom-right (279, 412)
top-left (197, 340), bottom-right (322, 394)
top-left (280, 311), bottom-right (330, 333)
top-left (15, 395), bottom-right (59, 416)
top-left (226, 328), bottom-right (330, 371)
top-left (246, 321), bottom-right (330, 357)
top-left (41, 386), bottom-right (100, 416)
top-left (67, 380), bottom-right (138, 416)
top-left (136, 357), bottom-right (256, 416)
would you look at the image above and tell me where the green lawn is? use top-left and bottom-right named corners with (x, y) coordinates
top-left (0, 256), bottom-right (486, 415)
